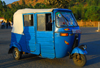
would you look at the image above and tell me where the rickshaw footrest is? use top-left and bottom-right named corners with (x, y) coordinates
top-left (69, 55), bottom-right (73, 59)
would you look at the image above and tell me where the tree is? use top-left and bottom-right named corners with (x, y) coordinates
top-left (34, 3), bottom-right (47, 8)
top-left (0, 0), bottom-right (7, 17)
top-left (28, 3), bottom-right (33, 8)
top-left (68, 0), bottom-right (75, 8)
top-left (47, 0), bottom-right (71, 8)
top-left (0, 0), bottom-right (3, 11)
top-left (1, 0), bottom-right (100, 21)
top-left (85, 6), bottom-right (100, 21)
top-left (4, 8), bottom-right (13, 21)
top-left (22, 0), bottom-right (27, 8)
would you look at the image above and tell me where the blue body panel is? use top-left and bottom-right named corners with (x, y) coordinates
top-left (53, 9), bottom-right (72, 12)
top-left (11, 33), bottom-right (27, 52)
top-left (36, 30), bottom-right (55, 59)
top-left (53, 9), bottom-right (81, 58)
top-left (54, 27), bottom-right (81, 58)
top-left (34, 12), bottom-right (55, 59)
top-left (10, 32), bottom-right (40, 55)
top-left (24, 26), bottom-right (36, 52)
top-left (71, 47), bottom-right (88, 55)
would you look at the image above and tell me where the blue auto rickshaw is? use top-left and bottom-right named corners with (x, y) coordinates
top-left (8, 8), bottom-right (87, 67)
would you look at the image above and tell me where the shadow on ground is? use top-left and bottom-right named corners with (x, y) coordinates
top-left (0, 54), bottom-right (44, 68)
top-left (80, 40), bottom-right (100, 66)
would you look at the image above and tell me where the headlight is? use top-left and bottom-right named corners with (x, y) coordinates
top-left (83, 45), bottom-right (87, 50)
top-left (78, 45), bottom-right (87, 50)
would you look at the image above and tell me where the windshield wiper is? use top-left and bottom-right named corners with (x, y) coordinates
top-left (60, 13), bottom-right (69, 26)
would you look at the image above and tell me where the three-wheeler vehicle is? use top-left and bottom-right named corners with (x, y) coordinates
top-left (8, 8), bottom-right (87, 67)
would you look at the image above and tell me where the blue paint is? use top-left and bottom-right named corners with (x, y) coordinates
top-left (30, 44), bottom-right (40, 55)
top-left (10, 42), bottom-right (22, 51)
top-left (53, 8), bottom-right (72, 12)
top-left (9, 8), bottom-right (87, 60)
top-left (71, 47), bottom-right (88, 55)
top-left (41, 53), bottom-right (55, 59)
top-left (36, 31), bottom-right (55, 59)
top-left (10, 33), bottom-right (28, 52)
top-left (24, 26), bottom-right (36, 52)
top-left (35, 12), bottom-right (55, 59)
top-left (35, 12), bottom-right (52, 15)
top-left (55, 32), bottom-right (76, 58)
top-left (10, 32), bottom-right (40, 55)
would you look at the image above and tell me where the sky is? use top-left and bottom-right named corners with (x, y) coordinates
top-left (1, 0), bottom-right (19, 5)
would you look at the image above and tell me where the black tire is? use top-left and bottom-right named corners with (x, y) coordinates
top-left (73, 54), bottom-right (87, 67)
top-left (13, 48), bottom-right (21, 60)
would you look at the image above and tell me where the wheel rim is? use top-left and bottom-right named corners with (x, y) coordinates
top-left (73, 54), bottom-right (86, 67)
top-left (74, 55), bottom-right (82, 62)
top-left (13, 50), bottom-right (18, 58)
top-left (75, 58), bottom-right (82, 63)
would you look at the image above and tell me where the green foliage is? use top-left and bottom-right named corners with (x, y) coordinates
top-left (85, 6), bottom-right (100, 21)
top-left (2, 0), bottom-right (34, 21)
top-left (69, 0), bottom-right (100, 21)
top-left (4, 8), bottom-right (13, 21)
top-left (34, 3), bottom-right (47, 8)
top-left (0, 0), bottom-right (100, 21)
top-left (47, 0), bottom-right (70, 8)
top-left (0, 0), bottom-right (6, 17)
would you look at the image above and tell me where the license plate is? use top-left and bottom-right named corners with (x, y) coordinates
top-left (72, 29), bottom-right (81, 33)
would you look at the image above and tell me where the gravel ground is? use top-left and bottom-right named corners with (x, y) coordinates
top-left (0, 27), bottom-right (100, 68)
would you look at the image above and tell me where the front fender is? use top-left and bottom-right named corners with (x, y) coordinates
top-left (71, 47), bottom-right (87, 55)
top-left (8, 42), bottom-right (22, 54)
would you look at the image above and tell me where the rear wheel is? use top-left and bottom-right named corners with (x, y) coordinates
top-left (73, 54), bottom-right (87, 67)
top-left (13, 48), bottom-right (21, 60)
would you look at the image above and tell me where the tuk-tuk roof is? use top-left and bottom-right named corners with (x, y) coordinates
top-left (12, 8), bottom-right (71, 34)
top-left (14, 8), bottom-right (71, 14)
top-left (14, 8), bottom-right (54, 14)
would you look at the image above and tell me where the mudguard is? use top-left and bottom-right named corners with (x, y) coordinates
top-left (71, 47), bottom-right (87, 55)
top-left (8, 42), bottom-right (22, 54)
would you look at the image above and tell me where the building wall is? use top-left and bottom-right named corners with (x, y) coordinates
top-left (0, 17), bottom-right (7, 23)
top-left (77, 20), bottom-right (100, 27)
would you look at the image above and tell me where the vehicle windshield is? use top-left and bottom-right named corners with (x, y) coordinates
top-left (56, 12), bottom-right (78, 27)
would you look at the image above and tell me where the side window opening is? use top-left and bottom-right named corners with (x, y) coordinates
top-left (46, 14), bottom-right (52, 31)
top-left (24, 14), bottom-right (33, 26)
top-left (37, 13), bottom-right (52, 31)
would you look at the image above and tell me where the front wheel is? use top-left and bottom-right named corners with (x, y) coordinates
top-left (12, 48), bottom-right (22, 60)
top-left (73, 54), bottom-right (87, 67)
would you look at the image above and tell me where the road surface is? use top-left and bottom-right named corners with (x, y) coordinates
top-left (0, 27), bottom-right (100, 68)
